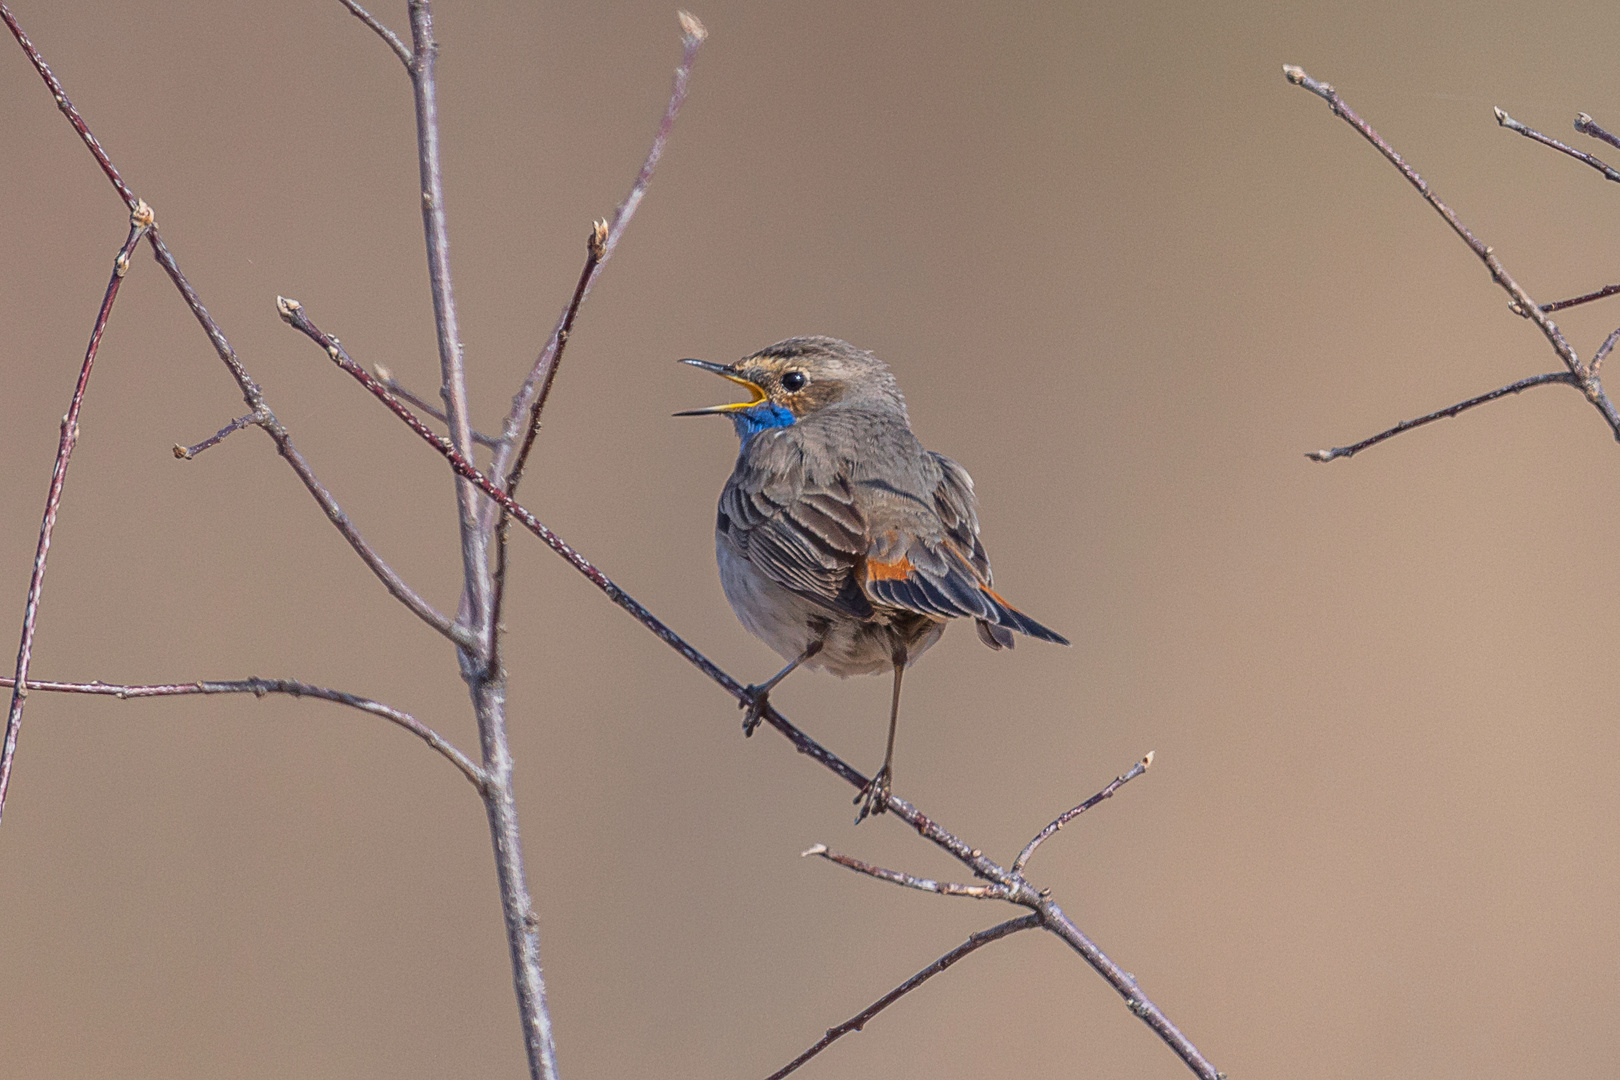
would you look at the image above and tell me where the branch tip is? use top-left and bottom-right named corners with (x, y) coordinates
top-left (275, 295), bottom-right (302, 321)
top-left (800, 843), bottom-right (828, 857)
top-left (1493, 106), bottom-right (1510, 125)
top-left (1282, 63), bottom-right (1304, 83)
top-left (1142, 750), bottom-right (1155, 770)
top-left (677, 10), bottom-right (707, 43)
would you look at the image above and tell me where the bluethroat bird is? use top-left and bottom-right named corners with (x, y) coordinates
top-left (678, 336), bottom-right (1069, 822)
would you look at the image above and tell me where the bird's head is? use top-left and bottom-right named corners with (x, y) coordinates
top-left (675, 336), bottom-right (906, 442)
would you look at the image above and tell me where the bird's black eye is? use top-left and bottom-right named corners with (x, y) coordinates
top-left (781, 370), bottom-right (808, 392)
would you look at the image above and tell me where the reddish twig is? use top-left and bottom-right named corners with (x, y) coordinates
top-left (0, 674), bottom-right (484, 790)
top-left (1013, 751), bottom-right (1154, 874)
top-left (800, 844), bottom-right (1011, 899)
top-left (483, 12), bottom-right (707, 524)
top-left (1539, 282), bottom-right (1620, 314)
top-left (1, 211), bottom-right (149, 825)
top-left (1283, 64), bottom-right (1620, 449)
top-left (764, 914), bottom-right (1042, 1080)
top-left (487, 220), bottom-right (607, 677)
top-left (1495, 106), bottom-right (1620, 183)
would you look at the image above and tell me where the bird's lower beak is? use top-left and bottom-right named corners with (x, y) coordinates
top-left (673, 358), bottom-right (768, 416)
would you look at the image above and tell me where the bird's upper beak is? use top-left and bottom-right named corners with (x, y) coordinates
top-left (673, 358), bottom-right (768, 416)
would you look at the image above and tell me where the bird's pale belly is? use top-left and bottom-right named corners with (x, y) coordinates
top-left (716, 534), bottom-right (944, 677)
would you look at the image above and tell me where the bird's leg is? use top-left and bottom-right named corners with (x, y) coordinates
top-left (741, 639), bottom-right (823, 736)
top-left (855, 642), bottom-right (907, 823)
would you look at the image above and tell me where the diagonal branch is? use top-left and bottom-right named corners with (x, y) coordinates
top-left (1306, 371), bottom-right (1578, 462)
top-left (1, 212), bottom-right (149, 826)
top-left (1539, 282), bottom-right (1620, 314)
top-left (801, 844), bottom-right (1011, 899)
top-left (1495, 107), bottom-right (1620, 183)
top-left (277, 299), bottom-right (1221, 1079)
top-left (764, 914), bottom-right (1042, 1080)
top-left (338, 0), bottom-right (411, 67)
top-left (0, 674), bottom-right (484, 790)
top-left (374, 365), bottom-right (503, 448)
top-left (1013, 751), bottom-right (1153, 874)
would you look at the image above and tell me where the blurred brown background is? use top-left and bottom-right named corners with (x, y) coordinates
top-left (4, 1), bottom-right (1620, 1077)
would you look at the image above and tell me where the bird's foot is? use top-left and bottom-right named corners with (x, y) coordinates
top-left (853, 765), bottom-right (892, 824)
top-left (739, 686), bottom-right (771, 737)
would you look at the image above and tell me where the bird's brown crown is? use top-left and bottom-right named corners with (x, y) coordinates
top-left (677, 336), bottom-right (908, 425)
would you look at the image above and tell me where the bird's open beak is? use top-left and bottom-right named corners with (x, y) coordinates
top-left (673, 358), bottom-right (768, 416)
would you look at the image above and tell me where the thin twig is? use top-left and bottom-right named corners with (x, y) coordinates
top-left (173, 412), bottom-right (257, 459)
top-left (483, 12), bottom-right (708, 526)
top-left (487, 221), bottom-right (607, 678)
top-left (0, 675), bottom-right (484, 790)
top-left (1306, 371), bottom-right (1578, 462)
top-left (408, 0), bottom-right (491, 648)
top-left (1, 213), bottom-right (148, 825)
top-left (1013, 751), bottom-right (1153, 874)
top-left (374, 365), bottom-right (503, 448)
top-left (801, 844), bottom-right (1010, 899)
top-left (764, 915), bottom-right (1042, 1080)
top-left (278, 300), bottom-right (1222, 1079)
top-left (1538, 282), bottom-right (1620, 314)
top-left (337, 0), bottom-right (411, 67)
top-left (1283, 64), bottom-right (1620, 444)
top-left (1575, 112), bottom-right (1620, 153)
top-left (1495, 107), bottom-right (1620, 183)
top-left (1593, 327), bottom-right (1620, 378)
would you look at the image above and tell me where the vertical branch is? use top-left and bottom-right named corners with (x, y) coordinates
top-left (407, 0), bottom-right (491, 642)
top-left (401, 5), bottom-right (555, 1078)
top-left (1, 210), bottom-right (150, 824)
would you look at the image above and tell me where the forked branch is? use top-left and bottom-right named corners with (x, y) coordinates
top-left (1283, 64), bottom-right (1620, 457)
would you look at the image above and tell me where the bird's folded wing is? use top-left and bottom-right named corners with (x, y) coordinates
top-left (861, 454), bottom-right (1070, 646)
top-left (719, 455), bottom-right (874, 619)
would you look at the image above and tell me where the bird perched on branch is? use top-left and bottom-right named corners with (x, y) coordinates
top-left (678, 336), bottom-right (1069, 822)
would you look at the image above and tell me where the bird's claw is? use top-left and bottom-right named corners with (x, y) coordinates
top-left (853, 765), bottom-right (892, 824)
top-left (740, 685), bottom-right (769, 737)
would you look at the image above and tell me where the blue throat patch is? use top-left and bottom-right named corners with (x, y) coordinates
top-left (730, 403), bottom-right (797, 444)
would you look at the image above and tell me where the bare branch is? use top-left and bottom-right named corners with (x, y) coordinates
top-left (279, 301), bottom-right (1222, 1079)
top-left (1, 675), bottom-right (484, 790)
top-left (1, 213), bottom-right (148, 826)
top-left (1305, 371), bottom-right (1578, 462)
top-left (484, 12), bottom-right (708, 520)
top-left (1538, 282), bottom-right (1620, 314)
top-left (1575, 112), bottom-right (1620, 153)
top-left (1283, 64), bottom-right (1620, 444)
top-left (1593, 327), bottom-right (1620, 377)
top-left (1, 3), bottom-right (139, 211)
top-left (337, 0), bottom-right (411, 67)
top-left (488, 221), bottom-right (607, 677)
top-left (1495, 106), bottom-right (1620, 183)
top-left (801, 844), bottom-right (1011, 899)
top-left (407, 0), bottom-right (491, 648)
top-left (374, 365), bottom-right (503, 448)
top-left (764, 915), bottom-right (1042, 1080)
top-left (173, 412), bottom-right (257, 460)
top-left (1013, 751), bottom-right (1153, 874)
